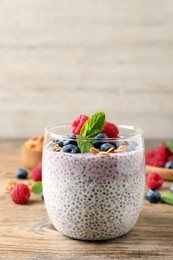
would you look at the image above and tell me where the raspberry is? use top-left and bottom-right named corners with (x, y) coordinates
top-left (11, 183), bottom-right (30, 204)
top-left (102, 121), bottom-right (119, 138)
top-left (31, 166), bottom-right (42, 181)
top-left (71, 115), bottom-right (89, 135)
top-left (146, 173), bottom-right (163, 189)
top-left (145, 145), bottom-right (169, 167)
top-left (145, 150), bottom-right (155, 165)
top-left (149, 157), bottom-right (166, 167)
top-left (167, 155), bottom-right (173, 162)
top-left (155, 145), bottom-right (170, 157)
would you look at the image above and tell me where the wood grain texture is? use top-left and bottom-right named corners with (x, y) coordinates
top-left (0, 139), bottom-right (173, 259)
top-left (0, 1), bottom-right (173, 138)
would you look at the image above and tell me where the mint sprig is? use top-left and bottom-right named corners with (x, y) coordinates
top-left (77, 111), bottom-right (105, 153)
top-left (30, 181), bottom-right (42, 194)
top-left (166, 140), bottom-right (173, 153)
top-left (161, 191), bottom-right (173, 205)
top-left (77, 137), bottom-right (93, 154)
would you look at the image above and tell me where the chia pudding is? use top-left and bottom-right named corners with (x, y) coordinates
top-left (42, 123), bottom-right (145, 240)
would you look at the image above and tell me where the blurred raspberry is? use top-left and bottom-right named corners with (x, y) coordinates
top-left (31, 166), bottom-right (42, 181)
top-left (11, 183), bottom-right (30, 204)
top-left (145, 150), bottom-right (155, 165)
top-left (146, 144), bottom-right (169, 167)
top-left (155, 145), bottom-right (170, 158)
top-left (146, 173), bottom-right (163, 189)
top-left (167, 155), bottom-right (173, 162)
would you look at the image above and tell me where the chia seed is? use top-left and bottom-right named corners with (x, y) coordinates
top-left (43, 148), bottom-right (145, 240)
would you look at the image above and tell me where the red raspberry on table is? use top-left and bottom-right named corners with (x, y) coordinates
top-left (155, 145), bottom-right (170, 157)
top-left (167, 155), bottom-right (173, 162)
top-left (11, 183), bottom-right (30, 204)
top-left (146, 173), bottom-right (163, 189)
top-left (154, 152), bottom-right (167, 167)
top-left (145, 150), bottom-right (155, 165)
top-left (102, 121), bottom-right (119, 138)
top-left (149, 157), bottom-right (166, 167)
top-left (71, 115), bottom-right (89, 135)
top-left (145, 145), bottom-right (169, 167)
top-left (31, 166), bottom-right (42, 181)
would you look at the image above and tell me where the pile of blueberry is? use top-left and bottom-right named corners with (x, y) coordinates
top-left (49, 134), bottom-right (80, 154)
top-left (49, 133), bottom-right (137, 154)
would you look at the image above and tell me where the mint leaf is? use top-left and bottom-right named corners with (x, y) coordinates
top-left (77, 112), bottom-right (106, 153)
top-left (161, 192), bottom-right (173, 205)
top-left (80, 112), bottom-right (105, 137)
top-left (77, 138), bottom-right (93, 153)
top-left (30, 181), bottom-right (42, 194)
top-left (166, 140), bottom-right (173, 153)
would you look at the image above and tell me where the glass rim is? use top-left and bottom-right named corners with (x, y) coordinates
top-left (45, 124), bottom-right (144, 141)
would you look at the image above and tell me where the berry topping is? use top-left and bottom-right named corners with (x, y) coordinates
top-left (49, 140), bottom-right (64, 148)
top-left (146, 189), bottom-right (161, 203)
top-left (15, 168), bottom-right (28, 179)
top-left (92, 133), bottom-right (108, 149)
top-left (95, 133), bottom-right (108, 139)
top-left (31, 165), bottom-right (42, 181)
top-left (165, 161), bottom-right (173, 169)
top-left (71, 115), bottom-right (89, 135)
top-left (102, 121), bottom-right (119, 138)
top-left (100, 143), bottom-right (115, 152)
top-left (63, 134), bottom-right (77, 146)
top-left (11, 183), bottom-right (30, 204)
top-left (146, 173), bottom-right (163, 190)
top-left (61, 144), bottom-right (80, 154)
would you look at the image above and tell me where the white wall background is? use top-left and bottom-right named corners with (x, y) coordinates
top-left (0, 0), bottom-right (173, 139)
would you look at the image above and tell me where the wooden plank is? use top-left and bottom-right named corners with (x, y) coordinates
top-left (0, 139), bottom-right (173, 259)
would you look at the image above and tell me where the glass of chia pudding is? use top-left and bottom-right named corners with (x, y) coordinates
top-left (42, 112), bottom-right (145, 240)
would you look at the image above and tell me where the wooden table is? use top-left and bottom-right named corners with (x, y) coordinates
top-left (0, 139), bottom-right (173, 260)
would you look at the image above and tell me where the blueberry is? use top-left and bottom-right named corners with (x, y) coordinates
top-left (126, 143), bottom-right (136, 152)
top-left (169, 185), bottom-right (173, 193)
top-left (132, 141), bottom-right (138, 147)
top-left (165, 161), bottom-right (173, 169)
top-left (116, 141), bottom-right (128, 148)
top-left (100, 143), bottom-right (115, 152)
top-left (63, 134), bottom-right (77, 146)
top-left (49, 140), bottom-right (63, 148)
top-left (61, 144), bottom-right (80, 154)
top-left (55, 140), bottom-right (64, 147)
top-left (15, 168), bottom-right (28, 179)
top-left (40, 192), bottom-right (44, 200)
top-left (92, 133), bottom-right (108, 149)
top-left (146, 189), bottom-right (161, 203)
top-left (95, 133), bottom-right (108, 139)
